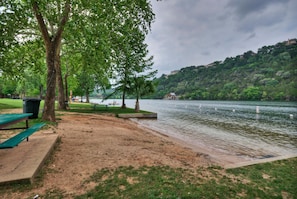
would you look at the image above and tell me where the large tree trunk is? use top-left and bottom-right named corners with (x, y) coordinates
top-left (121, 90), bottom-right (126, 109)
top-left (42, 42), bottom-right (57, 121)
top-left (64, 72), bottom-right (69, 102)
top-left (135, 98), bottom-right (140, 112)
top-left (86, 88), bottom-right (90, 103)
top-left (56, 49), bottom-right (66, 110)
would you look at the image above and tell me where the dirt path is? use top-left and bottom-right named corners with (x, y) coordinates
top-left (1, 111), bottom-right (212, 198)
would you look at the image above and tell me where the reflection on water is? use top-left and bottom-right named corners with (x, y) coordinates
top-left (93, 99), bottom-right (297, 163)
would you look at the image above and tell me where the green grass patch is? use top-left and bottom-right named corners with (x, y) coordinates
top-left (226, 158), bottom-right (297, 198)
top-left (0, 98), bottom-right (45, 110)
top-left (75, 158), bottom-right (297, 198)
top-left (67, 102), bottom-right (149, 116)
top-left (0, 98), bottom-right (23, 109)
top-left (1, 158), bottom-right (297, 198)
top-left (0, 98), bottom-right (148, 116)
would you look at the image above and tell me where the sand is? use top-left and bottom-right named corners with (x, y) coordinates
top-left (1, 111), bottom-right (213, 198)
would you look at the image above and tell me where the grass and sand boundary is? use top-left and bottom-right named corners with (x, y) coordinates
top-left (0, 98), bottom-right (296, 198)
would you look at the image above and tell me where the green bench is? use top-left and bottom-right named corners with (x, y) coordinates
top-left (0, 123), bottom-right (46, 149)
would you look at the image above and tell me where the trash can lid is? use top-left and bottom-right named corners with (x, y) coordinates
top-left (23, 98), bottom-right (41, 101)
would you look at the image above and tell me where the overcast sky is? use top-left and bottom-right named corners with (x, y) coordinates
top-left (146, 0), bottom-right (297, 76)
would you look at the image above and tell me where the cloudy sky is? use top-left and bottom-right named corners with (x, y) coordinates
top-left (146, 0), bottom-right (297, 76)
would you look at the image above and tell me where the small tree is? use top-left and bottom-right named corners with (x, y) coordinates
top-left (76, 70), bottom-right (96, 103)
top-left (131, 74), bottom-right (156, 112)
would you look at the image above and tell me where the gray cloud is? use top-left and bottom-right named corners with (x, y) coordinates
top-left (227, 0), bottom-right (290, 33)
top-left (146, 0), bottom-right (297, 76)
top-left (246, 33), bottom-right (256, 41)
top-left (226, 0), bottom-right (290, 19)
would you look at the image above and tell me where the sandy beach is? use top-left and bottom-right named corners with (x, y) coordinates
top-left (1, 111), bottom-right (213, 198)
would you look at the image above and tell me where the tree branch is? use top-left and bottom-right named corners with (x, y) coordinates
top-left (54, 0), bottom-right (71, 44)
top-left (32, 1), bottom-right (50, 46)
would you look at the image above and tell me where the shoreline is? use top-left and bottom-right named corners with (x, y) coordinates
top-left (129, 118), bottom-right (249, 166)
top-left (128, 118), bottom-right (297, 168)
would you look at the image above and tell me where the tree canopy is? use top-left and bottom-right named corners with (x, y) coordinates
top-left (1, 0), bottom-right (155, 121)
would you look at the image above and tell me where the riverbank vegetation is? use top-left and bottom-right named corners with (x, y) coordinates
top-left (152, 39), bottom-right (297, 101)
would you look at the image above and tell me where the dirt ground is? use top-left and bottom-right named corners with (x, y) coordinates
top-left (1, 111), bottom-right (213, 198)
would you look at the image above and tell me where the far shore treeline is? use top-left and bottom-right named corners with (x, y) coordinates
top-left (150, 39), bottom-right (297, 101)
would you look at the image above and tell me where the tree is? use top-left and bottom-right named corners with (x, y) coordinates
top-left (76, 69), bottom-right (96, 103)
top-left (131, 75), bottom-right (156, 112)
top-left (1, 0), bottom-right (155, 121)
top-left (111, 16), bottom-right (155, 108)
top-left (241, 86), bottom-right (262, 100)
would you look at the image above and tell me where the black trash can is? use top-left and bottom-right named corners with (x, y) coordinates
top-left (23, 98), bottom-right (41, 119)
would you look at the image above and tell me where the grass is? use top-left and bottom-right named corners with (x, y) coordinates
top-left (68, 102), bottom-right (149, 115)
top-left (0, 98), bottom-right (45, 109)
top-left (0, 98), bottom-right (147, 116)
top-left (75, 158), bottom-right (297, 199)
top-left (0, 98), bottom-right (23, 109)
top-left (0, 98), bottom-right (297, 198)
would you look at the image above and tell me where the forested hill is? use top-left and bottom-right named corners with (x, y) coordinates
top-left (151, 39), bottom-right (297, 101)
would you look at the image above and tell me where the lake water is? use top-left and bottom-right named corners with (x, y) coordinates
top-left (91, 99), bottom-right (297, 165)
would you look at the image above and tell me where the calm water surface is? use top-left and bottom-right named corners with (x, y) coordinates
top-left (93, 99), bottom-right (297, 162)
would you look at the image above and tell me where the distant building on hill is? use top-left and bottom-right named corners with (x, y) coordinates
top-left (166, 92), bottom-right (177, 100)
top-left (169, 70), bottom-right (179, 75)
top-left (285, 38), bottom-right (297, 45)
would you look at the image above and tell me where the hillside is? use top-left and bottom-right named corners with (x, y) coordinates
top-left (151, 39), bottom-right (297, 101)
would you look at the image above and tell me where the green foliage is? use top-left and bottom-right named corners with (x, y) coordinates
top-left (242, 86), bottom-right (262, 100)
top-left (0, 0), bottom-right (155, 112)
top-left (153, 40), bottom-right (297, 101)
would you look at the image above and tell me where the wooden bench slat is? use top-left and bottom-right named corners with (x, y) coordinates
top-left (0, 123), bottom-right (46, 149)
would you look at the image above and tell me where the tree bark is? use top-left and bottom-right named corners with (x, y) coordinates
top-left (86, 89), bottom-right (90, 103)
top-left (121, 90), bottom-right (126, 109)
top-left (56, 46), bottom-right (66, 110)
top-left (135, 98), bottom-right (140, 112)
top-left (64, 72), bottom-right (69, 102)
top-left (42, 42), bottom-right (57, 121)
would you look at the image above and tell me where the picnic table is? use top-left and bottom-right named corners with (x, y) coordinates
top-left (0, 113), bottom-right (32, 130)
top-left (0, 113), bottom-right (45, 149)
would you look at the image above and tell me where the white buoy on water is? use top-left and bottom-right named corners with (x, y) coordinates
top-left (290, 114), bottom-right (294, 119)
top-left (256, 106), bottom-right (260, 114)
top-left (256, 114), bottom-right (260, 120)
top-left (232, 109), bottom-right (235, 112)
